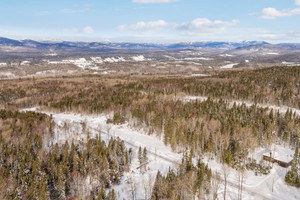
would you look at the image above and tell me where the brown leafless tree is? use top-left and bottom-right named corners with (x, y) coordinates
top-left (222, 164), bottom-right (231, 200)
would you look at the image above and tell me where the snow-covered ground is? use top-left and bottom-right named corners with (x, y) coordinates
top-left (45, 53), bottom-right (58, 56)
top-left (131, 55), bottom-right (149, 62)
top-left (182, 96), bottom-right (300, 117)
top-left (282, 61), bottom-right (300, 66)
top-left (205, 144), bottom-right (299, 200)
top-left (22, 107), bottom-right (300, 199)
top-left (265, 52), bottom-right (279, 55)
top-left (0, 71), bottom-right (16, 79)
top-left (197, 57), bottom-right (214, 61)
top-left (220, 54), bottom-right (233, 57)
top-left (184, 57), bottom-right (208, 61)
top-left (104, 57), bottom-right (126, 63)
top-left (46, 55), bottom-right (151, 70)
top-left (190, 74), bottom-right (210, 77)
top-left (0, 62), bottom-right (7, 67)
top-left (35, 69), bottom-right (78, 76)
top-left (220, 63), bottom-right (239, 69)
top-left (20, 60), bottom-right (30, 65)
top-left (23, 108), bottom-right (181, 199)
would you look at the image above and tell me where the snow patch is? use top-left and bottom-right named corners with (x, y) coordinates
top-left (90, 57), bottom-right (104, 64)
top-left (104, 57), bottom-right (126, 63)
top-left (45, 53), bottom-right (58, 56)
top-left (131, 55), bottom-right (151, 62)
top-left (20, 61), bottom-right (30, 65)
top-left (191, 74), bottom-right (210, 77)
top-left (220, 63), bottom-right (239, 69)
top-left (185, 57), bottom-right (214, 61)
top-left (0, 72), bottom-right (15, 79)
top-left (266, 52), bottom-right (279, 55)
top-left (220, 54), bottom-right (233, 57)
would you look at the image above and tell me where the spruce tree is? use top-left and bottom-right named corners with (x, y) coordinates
top-left (286, 145), bottom-right (300, 186)
top-left (143, 147), bottom-right (148, 171)
top-left (138, 146), bottom-right (142, 165)
top-left (38, 176), bottom-right (48, 200)
top-left (97, 183), bottom-right (106, 200)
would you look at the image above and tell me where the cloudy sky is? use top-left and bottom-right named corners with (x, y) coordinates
top-left (1, 0), bottom-right (300, 43)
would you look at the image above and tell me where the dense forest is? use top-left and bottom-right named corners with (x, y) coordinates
top-left (152, 151), bottom-right (213, 199)
top-left (0, 65), bottom-right (299, 199)
top-left (1, 66), bottom-right (299, 110)
top-left (0, 110), bottom-right (130, 199)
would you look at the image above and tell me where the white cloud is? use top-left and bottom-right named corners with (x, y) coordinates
top-left (259, 33), bottom-right (278, 39)
top-left (177, 18), bottom-right (239, 34)
top-left (117, 20), bottom-right (169, 31)
top-left (62, 28), bottom-right (79, 33)
top-left (288, 30), bottom-right (300, 38)
top-left (257, 31), bottom-right (279, 40)
top-left (132, 0), bottom-right (178, 3)
top-left (296, 0), bottom-right (300, 6)
top-left (63, 26), bottom-right (94, 34)
top-left (259, 7), bottom-right (300, 19)
top-left (117, 18), bottom-right (238, 36)
top-left (61, 4), bottom-right (90, 14)
top-left (83, 26), bottom-right (94, 34)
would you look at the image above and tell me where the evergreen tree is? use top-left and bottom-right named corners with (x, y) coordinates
top-left (143, 147), bottom-right (148, 171)
top-left (286, 145), bottom-right (300, 187)
top-left (97, 183), bottom-right (106, 200)
top-left (107, 189), bottom-right (116, 200)
top-left (138, 146), bottom-right (142, 165)
top-left (39, 176), bottom-right (48, 200)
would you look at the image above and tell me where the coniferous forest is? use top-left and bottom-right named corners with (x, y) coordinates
top-left (0, 66), bottom-right (299, 199)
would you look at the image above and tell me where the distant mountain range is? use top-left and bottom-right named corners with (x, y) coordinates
top-left (1, 36), bottom-right (300, 56)
top-left (0, 36), bottom-right (290, 49)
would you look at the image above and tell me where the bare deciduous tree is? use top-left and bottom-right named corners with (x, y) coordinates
top-left (236, 167), bottom-right (246, 200)
top-left (211, 171), bottom-right (222, 200)
top-left (129, 177), bottom-right (137, 200)
top-left (142, 174), bottom-right (154, 200)
top-left (222, 164), bottom-right (231, 200)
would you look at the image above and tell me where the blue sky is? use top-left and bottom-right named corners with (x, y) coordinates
top-left (0, 0), bottom-right (300, 43)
